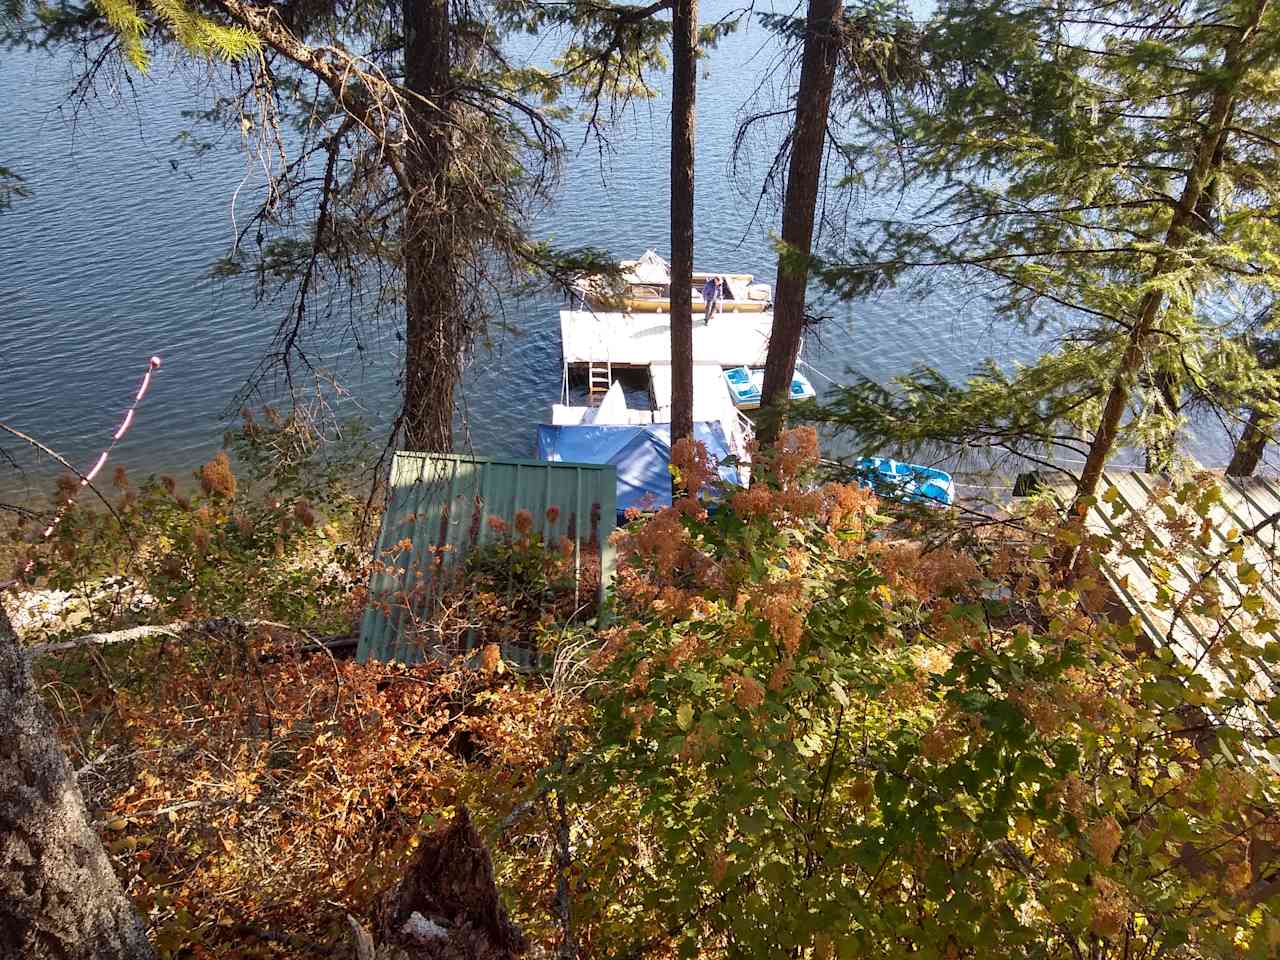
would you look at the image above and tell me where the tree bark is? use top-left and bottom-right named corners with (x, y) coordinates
top-left (1145, 366), bottom-right (1181, 474)
top-left (1071, 0), bottom-right (1270, 510)
top-left (1226, 405), bottom-right (1273, 477)
top-left (757, 0), bottom-right (842, 448)
top-left (0, 603), bottom-right (154, 960)
top-left (669, 0), bottom-right (697, 444)
top-left (400, 0), bottom-right (459, 453)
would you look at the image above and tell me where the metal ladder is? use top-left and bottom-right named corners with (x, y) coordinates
top-left (588, 361), bottom-right (612, 405)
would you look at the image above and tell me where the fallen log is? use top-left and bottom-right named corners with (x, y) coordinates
top-left (28, 621), bottom-right (191, 656)
top-left (27, 618), bottom-right (357, 658)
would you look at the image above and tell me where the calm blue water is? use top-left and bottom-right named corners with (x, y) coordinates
top-left (0, 2), bottom-right (1245, 500)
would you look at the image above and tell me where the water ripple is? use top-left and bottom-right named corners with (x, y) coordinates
top-left (0, 4), bottom-right (1261, 492)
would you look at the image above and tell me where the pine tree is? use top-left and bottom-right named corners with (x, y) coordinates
top-left (1220, 328), bottom-right (1280, 476)
top-left (810, 0), bottom-right (1280, 494)
top-left (735, 1), bottom-right (927, 447)
top-left (669, 0), bottom-right (696, 445)
top-left (0, 603), bottom-right (155, 960)
top-left (756, 0), bottom-right (842, 447)
top-left (19, 0), bottom-right (678, 452)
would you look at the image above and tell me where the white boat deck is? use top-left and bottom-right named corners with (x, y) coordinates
top-left (650, 362), bottom-right (754, 471)
top-left (648, 363), bottom-right (735, 421)
top-left (560, 308), bottom-right (775, 367)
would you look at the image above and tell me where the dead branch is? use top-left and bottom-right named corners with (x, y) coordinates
top-left (0, 421), bottom-right (126, 528)
top-left (26, 617), bottom-right (356, 657)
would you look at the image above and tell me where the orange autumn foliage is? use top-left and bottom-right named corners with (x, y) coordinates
top-left (36, 632), bottom-right (571, 958)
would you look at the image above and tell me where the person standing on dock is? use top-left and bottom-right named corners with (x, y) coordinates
top-left (702, 275), bottom-right (722, 324)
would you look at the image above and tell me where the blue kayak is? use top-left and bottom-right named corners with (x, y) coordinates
top-left (854, 457), bottom-right (955, 507)
top-left (723, 366), bottom-right (816, 410)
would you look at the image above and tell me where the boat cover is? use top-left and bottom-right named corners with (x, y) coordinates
top-left (627, 249), bottom-right (671, 286)
top-left (537, 421), bottom-right (738, 514)
top-left (722, 275), bottom-right (751, 303)
top-left (587, 380), bottom-right (629, 424)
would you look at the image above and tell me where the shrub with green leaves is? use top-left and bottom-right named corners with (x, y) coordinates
top-left (560, 430), bottom-right (1280, 959)
top-left (9, 409), bottom-right (368, 637)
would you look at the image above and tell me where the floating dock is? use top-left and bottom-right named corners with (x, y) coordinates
top-left (554, 305), bottom-right (796, 476)
top-left (559, 308), bottom-right (775, 368)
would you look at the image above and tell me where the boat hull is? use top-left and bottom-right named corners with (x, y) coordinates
top-left (609, 298), bottom-right (769, 314)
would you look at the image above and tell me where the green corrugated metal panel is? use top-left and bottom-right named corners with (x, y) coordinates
top-left (358, 453), bottom-right (616, 667)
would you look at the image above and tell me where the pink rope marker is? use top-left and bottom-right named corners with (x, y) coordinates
top-left (7, 355), bottom-right (162, 586)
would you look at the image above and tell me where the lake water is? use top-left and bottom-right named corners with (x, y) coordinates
top-left (0, 2), bottom-right (1247, 501)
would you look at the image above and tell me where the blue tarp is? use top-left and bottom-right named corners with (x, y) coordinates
top-left (537, 422), bottom-right (738, 514)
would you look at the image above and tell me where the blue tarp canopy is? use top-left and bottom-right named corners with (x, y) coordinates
top-left (537, 422), bottom-right (738, 514)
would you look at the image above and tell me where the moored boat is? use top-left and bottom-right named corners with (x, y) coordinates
top-left (853, 457), bottom-right (955, 507)
top-left (723, 366), bottom-right (816, 410)
top-left (572, 250), bottom-right (772, 313)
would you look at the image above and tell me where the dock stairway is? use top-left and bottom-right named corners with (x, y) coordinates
top-left (588, 362), bottom-right (612, 405)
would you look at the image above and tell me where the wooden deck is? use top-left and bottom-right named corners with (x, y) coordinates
top-left (1048, 470), bottom-right (1279, 739)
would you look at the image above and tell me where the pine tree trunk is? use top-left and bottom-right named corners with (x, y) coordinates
top-left (1144, 116), bottom-right (1230, 475)
top-left (401, 0), bottom-right (458, 453)
top-left (1072, 0), bottom-right (1270, 511)
top-left (757, 0), bottom-right (842, 448)
top-left (1145, 367), bottom-right (1181, 474)
top-left (669, 0), bottom-right (697, 444)
top-left (0, 604), bottom-right (155, 960)
top-left (1226, 405), bottom-right (1272, 477)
